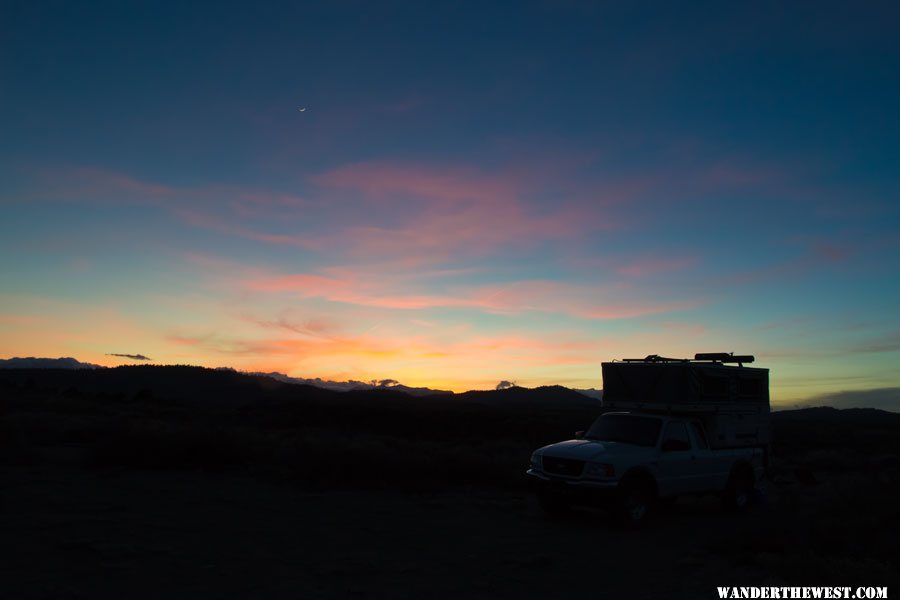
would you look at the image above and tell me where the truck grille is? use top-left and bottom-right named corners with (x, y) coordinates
top-left (541, 456), bottom-right (585, 478)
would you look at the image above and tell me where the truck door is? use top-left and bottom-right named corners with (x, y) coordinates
top-left (656, 421), bottom-right (695, 496)
top-left (687, 420), bottom-right (726, 492)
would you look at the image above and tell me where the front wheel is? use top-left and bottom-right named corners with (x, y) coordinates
top-left (616, 478), bottom-right (654, 525)
top-left (722, 471), bottom-right (753, 512)
top-left (536, 488), bottom-right (570, 515)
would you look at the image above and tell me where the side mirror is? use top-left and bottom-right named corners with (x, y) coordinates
top-left (575, 430), bottom-right (585, 439)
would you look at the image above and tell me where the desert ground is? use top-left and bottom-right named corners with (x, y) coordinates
top-left (2, 367), bottom-right (898, 599)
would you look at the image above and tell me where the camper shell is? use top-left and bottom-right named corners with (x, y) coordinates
top-left (601, 353), bottom-right (770, 451)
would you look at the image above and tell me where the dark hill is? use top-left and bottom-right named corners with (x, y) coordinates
top-left (0, 356), bottom-right (102, 369)
top-left (0, 366), bottom-right (606, 483)
top-left (773, 406), bottom-right (900, 425)
top-left (3, 365), bottom-right (900, 490)
top-left (454, 385), bottom-right (600, 408)
top-left (0, 366), bottom-right (601, 412)
top-left (0, 365), bottom-right (324, 409)
top-left (771, 406), bottom-right (900, 459)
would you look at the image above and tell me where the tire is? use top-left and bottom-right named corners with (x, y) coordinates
top-left (616, 477), bottom-right (654, 526)
top-left (723, 469), bottom-right (753, 512)
top-left (656, 495), bottom-right (678, 513)
top-left (536, 487), bottom-right (570, 515)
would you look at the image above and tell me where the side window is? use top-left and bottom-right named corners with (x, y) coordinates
top-left (661, 422), bottom-right (691, 452)
top-left (702, 374), bottom-right (730, 397)
top-left (690, 422), bottom-right (709, 450)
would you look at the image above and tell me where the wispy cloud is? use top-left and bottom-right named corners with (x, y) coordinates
top-left (36, 166), bottom-right (305, 209)
top-left (243, 270), bottom-right (703, 320)
top-left (28, 166), bottom-right (315, 248)
top-left (21, 155), bottom-right (799, 272)
top-left (162, 329), bottom-right (607, 372)
top-left (314, 161), bottom-right (602, 264)
top-left (848, 332), bottom-right (900, 354)
top-left (612, 256), bottom-right (698, 278)
top-left (239, 311), bottom-right (341, 339)
top-left (713, 240), bottom-right (856, 287)
top-left (173, 207), bottom-right (319, 250)
top-left (315, 161), bottom-right (521, 204)
top-left (107, 353), bottom-right (152, 361)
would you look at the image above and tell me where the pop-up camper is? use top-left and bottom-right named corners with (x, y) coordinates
top-left (601, 353), bottom-right (770, 450)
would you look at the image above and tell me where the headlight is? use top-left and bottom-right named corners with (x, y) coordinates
top-left (530, 453), bottom-right (542, 470)
top-left (585, 462), bottom-right (615, 478)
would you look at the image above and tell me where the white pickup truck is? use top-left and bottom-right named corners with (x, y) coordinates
top-left (527, 411), bottom-right (766, 524)
top-left (528, 354), bottom-right (771, 523)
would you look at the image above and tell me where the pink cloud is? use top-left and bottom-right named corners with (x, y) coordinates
top-left (243, 270), bottom-right (701, 320)
top-left (810, 241), bottom-right (852, 263)
top-left (163, 329), bottom-right (608, 377)
top-left (245, 272), bottom-right (480, 310)
top-left (174, 207), bottom-right (319, 250)
top-left (166, 334), bottom-right (210, 347)
top-left (312, 161), bottom-right (605, 263)
top-left (31, 157), bottom-right (765, 267)
top-left (31, 163), bottom-right (595, 263)
top-left (571, 299), bottom-right (704, 320)
top-left (716, 240), bottom-right (857, 286)
top-left (239, 312), bottom-right (342, 339)
top-left (41, 166), bottom-right (306, 209)
top-left (470, 280), bottom-right (704, 319)
top-left (246, 273), bottom-right (351, 295)
top-left (31, 166), bottom-right (311, 242)
top-left (24, 155), bottom-right (798, 271)
top-left (35, 166), bottom-right (176, 204)
top-left (315, 161), bottom-right (521, 204)
top-left (613, 256), bottom-right (698, 278)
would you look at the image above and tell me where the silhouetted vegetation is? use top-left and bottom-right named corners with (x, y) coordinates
top-left (0, 367), bottom-right (599, 490)
top-left (3, 367), bottom-right (899, 495)
top-left (2, 367), bottom-right (899, 590)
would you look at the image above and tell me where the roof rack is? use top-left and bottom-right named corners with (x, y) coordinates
top-left (619, 353), bottom-right (755, 366)
top-left (694, 352), bottom-right (754, 365)
top-left (621, 355), bottom-right (689, 363)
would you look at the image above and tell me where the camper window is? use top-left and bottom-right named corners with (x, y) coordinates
top-left (702, 374), bottom-right (730, 397)
top-left (738, 377), bottom-right (761, 397)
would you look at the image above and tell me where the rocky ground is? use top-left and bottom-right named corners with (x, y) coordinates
top-left (2, 461), bottom-right (897, 599)
top-left (2, 369), bottom-right (898, 598)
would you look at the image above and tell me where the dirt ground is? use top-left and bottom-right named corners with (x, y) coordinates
top-left (2, 374), bottom-right (897, 598)
top-left (2, 464), bottom-right (805, 600)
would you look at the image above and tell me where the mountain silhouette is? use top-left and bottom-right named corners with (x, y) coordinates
top-left (0, 356), bottom-right (102, 369)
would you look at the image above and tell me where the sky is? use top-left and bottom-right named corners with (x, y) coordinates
top-left (2, 1), bottom-right (899, 407)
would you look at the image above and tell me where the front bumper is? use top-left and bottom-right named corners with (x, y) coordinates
top-left (526, 469), bottom-right (619, 490)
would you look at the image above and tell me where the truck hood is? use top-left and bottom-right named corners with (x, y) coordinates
top-left (537, 439), bottom-right (655, 461)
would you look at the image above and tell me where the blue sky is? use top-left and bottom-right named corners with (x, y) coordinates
top-left (2, 1), bottom-right (899, 406)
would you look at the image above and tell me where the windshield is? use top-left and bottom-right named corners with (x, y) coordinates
top-left (584, 415), bottom-right (663, 447)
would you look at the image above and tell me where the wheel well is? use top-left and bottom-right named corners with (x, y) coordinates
top-left (620, 468), bottom-right (658, 498)
top-left (729, 461), bottom-right (754, 485)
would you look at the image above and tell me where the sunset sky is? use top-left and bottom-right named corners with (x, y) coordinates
top-left (2, 2), bottom-right (899, 407)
